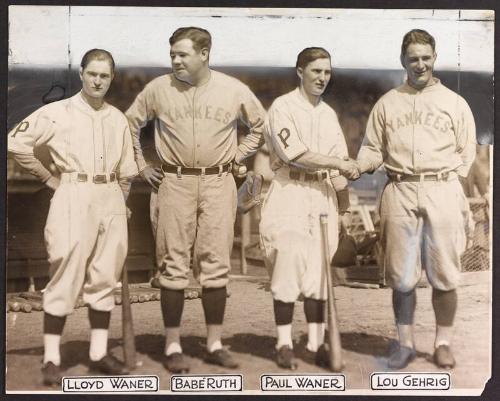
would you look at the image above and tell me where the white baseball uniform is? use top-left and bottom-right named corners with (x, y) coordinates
top-left (357, 79), bottom-right (476, 291)
top-left (260, 88), bottom-right (348, 303)
top-left (8, 92), bottom-right (138, 316)
top-left (126, 70), bottom-right (265, 290)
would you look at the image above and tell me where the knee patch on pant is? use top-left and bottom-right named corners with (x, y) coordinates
top-left (432, 288), bottom-right (457, 327)
top-left (88, 308), bottom-right (111, 330)
top-left (43, 312), bottom-right (67, 335)
top-left (304, 298), bottom-right (325, 323)
top-left (202, 287), bottom-right (227, 325)
top-left (392, 289), bottom-right (416, 325)
top-left (161, 288), bottom-right (185, 327)
top-left (274, 299), bottom-right (294, 326)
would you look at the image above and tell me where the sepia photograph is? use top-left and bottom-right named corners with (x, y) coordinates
top-left (5, 5), bottom-right (494, 396)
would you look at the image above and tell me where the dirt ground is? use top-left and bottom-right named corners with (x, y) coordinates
top-left (6, 264), bottom-right (491, 395)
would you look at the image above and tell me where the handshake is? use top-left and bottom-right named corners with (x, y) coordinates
top-left (339, 157), bottom-right (361, 180)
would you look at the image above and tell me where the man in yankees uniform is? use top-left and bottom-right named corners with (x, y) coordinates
top-left (126, 27), bottom-right (265, 373)
top-left (355, 29), bottom-right (476, 369)
top-left (260, 47), bottom-right (358, 369)
top-left (8, 49), bottom-right (137, 385)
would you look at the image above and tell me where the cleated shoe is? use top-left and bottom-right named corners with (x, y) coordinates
top-left (163, 352), bottom-right (190, 373)
top-left (387, 344), bottom-right (416, 369)
top-left (42, 361), bottom-right (62, 386)
top-left (89, 354), bottom-right (129, 375)
top-left (433, 345), bottom-right (456, 369)
top-left (276, 345), bottom-right (298, 370)
top-left (315, 343), bottom-right (330, 367)
top-left (205, 349), bottom-right (239, 369)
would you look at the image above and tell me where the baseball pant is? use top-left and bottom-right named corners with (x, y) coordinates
top-left (259, 173), bottom-right (339, 303)
top-left (43, 175), bottom-right (128, 316)
top-left (380, 175), bottom-right (467, 292)
top-left (155, 171), bottom-right (237, 290)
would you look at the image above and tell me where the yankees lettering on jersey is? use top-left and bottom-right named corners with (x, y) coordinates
top-left (126, 70), bottom-right (265, 170)
top-left (385, 110), bottom-right (451, 134)
top-left (163, 104), bottom-right (232, 124)
top-left (358, 80), bottom-right (476, 177)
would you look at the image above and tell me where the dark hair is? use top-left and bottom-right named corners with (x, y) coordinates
top-left (80, 48), bottom-right (115, 72)
top-left (296, 47), bottom-right (331, 70)
top-left (401, 29), bottom-right (436, 56)
top-left (169, 27), bottom-right (212, 52)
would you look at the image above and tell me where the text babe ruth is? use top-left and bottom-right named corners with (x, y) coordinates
top-left (260, 47), bottom-right (357, 370)
top-left (354, 29), bottom-right (476, 370)
top-left (8, 49), bottom-right (138, 385)
top-left (125, 27), bottom-right (266, 373)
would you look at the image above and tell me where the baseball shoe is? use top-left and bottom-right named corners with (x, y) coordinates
top-left (276, 345), bottom-right (298, 370)
top-left (433, 345), bottom-right (456, 369)
top-left (41, 362), bottom-right (62, 386)
top-left (387, 344), bottom-right (416, 369)
top-left (205, 349), bottom-right (239, 369)
top-left (89, 354), bottom-right (129, 375)
top-left (315, 343), bottom-right (330, 367)
top-left (163, 352), bottom-right (190, 374)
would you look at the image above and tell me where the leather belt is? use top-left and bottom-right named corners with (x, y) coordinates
top-left (388, 171), bottom-right (451, 182)
top-left (61, 172), bottom-right (116, 183)
top-left (161, 163), bottom-right (231, 176)
top-left (289, 171), bottom-right (328, 182)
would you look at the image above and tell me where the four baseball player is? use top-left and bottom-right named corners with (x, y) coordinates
top-left (8, 26), bottom-right (477, 384)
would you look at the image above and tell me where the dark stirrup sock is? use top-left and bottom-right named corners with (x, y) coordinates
top-left (274, 299), bottom-right (294, 326)
top-left (392, 289), bottom-right (417, 325)
top-left (202, 287), bottom-right (227, 325)
top-left (43, 312), bottom-right (67, 335)
top-left (432, 288), bottom-right (457, 326)
top-left (304, 297), bottom-right (326, 323)
top-left (161, 288), bottom-right (185, 327)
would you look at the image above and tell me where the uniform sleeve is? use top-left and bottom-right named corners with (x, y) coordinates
top-left (117, 122), bottom-right (140, 179)
top-left (10, 153), bottom-right (53, 183)
top-left (265, 101), bottom-right (308, 164)
top-left (8, 107), bottom-right (54, 155)
top-left (454, 96), bottom-right (477, 177)
top-left (125, 84), bottom-right (156, 172)
top-left (329, 113), bottom-right (349, 191)
top-left (356, 100), bottom-right (386, 173)
top-left (234, 85), bottom-right (266, 163)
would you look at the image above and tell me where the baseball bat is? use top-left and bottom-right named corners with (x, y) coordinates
top-left (121, 261), bottom-right (137, 370)
top-left (319, 214), bottom-right (343, 372)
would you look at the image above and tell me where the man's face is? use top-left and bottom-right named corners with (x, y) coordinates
top-left (298, 58), bottom-right (332, 98)
top-left (170, 38), bottom-right (208, 83)
top-left (79, 59), bottom-right (113, 100)
top-left (401, 43), bottom-right (437, 89)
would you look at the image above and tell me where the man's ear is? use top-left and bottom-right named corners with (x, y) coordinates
top-left (200, 48), bottom-right (209, 62)
top-left (79, 67), bottom-right (84, 82)
top-left (297, 67), bottom-right (303, 80)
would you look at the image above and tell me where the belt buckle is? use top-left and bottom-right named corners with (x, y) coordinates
top-left (109, 172), bottom-right (116, 182)
top-left (77, 173), bottom-right (88, 182)
top-left (93, 174), bottom-right (107, 184)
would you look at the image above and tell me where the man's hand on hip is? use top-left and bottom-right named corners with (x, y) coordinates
top-left (140, 166), bottom-right (164, 190)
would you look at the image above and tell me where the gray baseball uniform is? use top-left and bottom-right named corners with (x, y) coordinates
top-left (357, 79), bottom-right (476, 291)
top-left (126, 70), bottom-right (265, 289)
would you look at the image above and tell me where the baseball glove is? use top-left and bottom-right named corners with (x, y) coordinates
top-left (237, 172), bottom-right (264, 214)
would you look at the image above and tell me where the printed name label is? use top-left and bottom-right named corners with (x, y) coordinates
top-left (170, 375), bottom-right (242, 392)
top-left (62, 375), bottom-right (159, 392)
top-left (371, 373), bottom-right (450, 390)
top-left (261, 374), bottom-right (345, 391)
